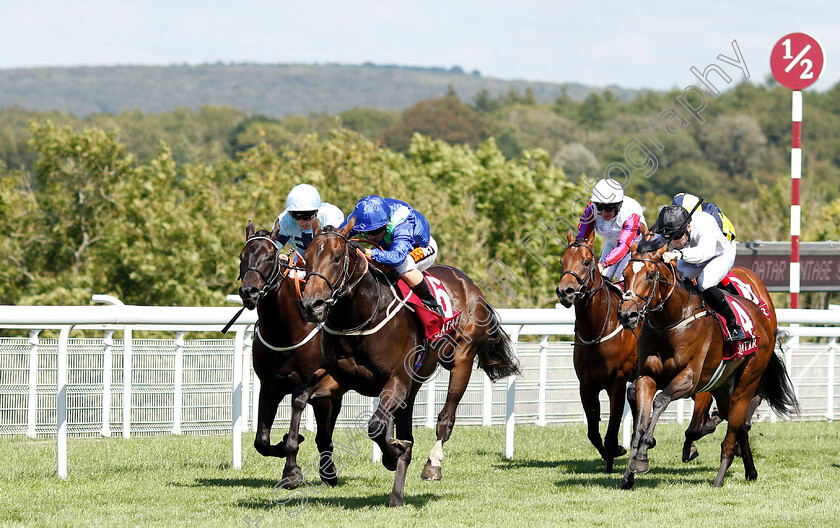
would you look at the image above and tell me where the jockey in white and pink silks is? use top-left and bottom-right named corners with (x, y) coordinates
top-left (575, 178), bottom-right (648, 283)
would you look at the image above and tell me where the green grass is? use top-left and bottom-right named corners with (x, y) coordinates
top-left (1, 421), bottom-right (839, 527)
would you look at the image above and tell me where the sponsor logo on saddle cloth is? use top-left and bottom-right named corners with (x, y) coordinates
top-left (715, 294), bottom-right (760, 361)
top-left (396, 275), bottom-right (463, 343)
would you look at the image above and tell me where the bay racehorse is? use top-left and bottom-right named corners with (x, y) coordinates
top-left (282, 219), bottom-right (520, 507)
top-left (555, 229), bottom-right (638, 473)
top-left (616, 244), bottom-right (798, 489)
top-left (238, 220), bottom-right (342, 486)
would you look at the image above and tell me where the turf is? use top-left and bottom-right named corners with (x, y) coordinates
top-left (1, 421), bottom-right (839, 527)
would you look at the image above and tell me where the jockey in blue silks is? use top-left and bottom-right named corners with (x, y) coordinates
top-left (343, 195), bottom-right (443, 315)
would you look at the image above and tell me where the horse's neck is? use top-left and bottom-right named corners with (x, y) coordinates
top-left (575, 280), bottom-right (617, 330)
top-left (650, 280), bottom-right (699, 329)
top-left (257, 279), bottom-right (309, 343)
top-left (329, 266), bottom-right (389, 329)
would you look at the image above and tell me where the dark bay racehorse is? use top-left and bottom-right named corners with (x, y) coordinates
top-left (282, 219), bottom-right (520, 507)
top-left (238, 220), bottom-right (342, 486)
top-left (617, 245), bottom-right (798, 489)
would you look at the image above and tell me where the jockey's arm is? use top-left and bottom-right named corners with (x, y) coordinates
top-left (678, 227), bottom-right (719, 264)
top-left (370, 229), bottom-right (414, 267)
top-left (575, 202), bottom-right (596, 241)
top-left (601, 213), bottom-right (642, 267)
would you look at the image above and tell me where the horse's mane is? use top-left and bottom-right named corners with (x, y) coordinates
top-left (636, 233), bottom-right (667, 254)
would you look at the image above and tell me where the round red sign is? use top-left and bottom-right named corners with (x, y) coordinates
top-left (770, 33), bottom-right (825, 90)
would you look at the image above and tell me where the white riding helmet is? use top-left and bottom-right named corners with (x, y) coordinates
top-left (590, 178), bottom-right (624, 204)
top-left (285, 184), bottom-right (322, 212)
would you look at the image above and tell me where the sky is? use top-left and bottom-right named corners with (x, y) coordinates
top-left (1, 0), bottom-right (837, 91)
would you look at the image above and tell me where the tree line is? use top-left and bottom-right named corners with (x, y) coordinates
top-left (2, 79), bottom-right (839, 308)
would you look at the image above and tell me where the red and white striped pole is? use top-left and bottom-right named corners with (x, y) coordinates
top-left (790, 90), bottom-right (802, 309)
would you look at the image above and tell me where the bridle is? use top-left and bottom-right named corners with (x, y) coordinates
top-left (304, 229), bottom-right (370, 307)
top-left (561, 241), bottom-right (621, 346)
top-left (559, 242), bottom-right (605, 300)
top-left (239, 236), bottom-right (306, 299)
top-left (303, 228), bottom-right (397, 334)
top-left (621, 257), bottom-right (677, 322)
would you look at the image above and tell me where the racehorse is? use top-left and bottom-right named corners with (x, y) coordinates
top-left (282, 219), bottom-right (520, 507)
top-left (616, 244), bottom-right (798, 489)
top-left (555, 229), bottom-right (638, 473)
top-left (238, 220), bottom-right (342, 486)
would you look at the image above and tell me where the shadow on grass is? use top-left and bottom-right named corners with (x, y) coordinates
top-left (236, 491), bottom-right (448, 511)
top-left (179, 475), bottom-right (366, 489)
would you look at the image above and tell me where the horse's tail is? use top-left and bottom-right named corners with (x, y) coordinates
top-left (476, 307), bottom-right (521, 382)
top-left (760, 329), bottom-right (800, 418)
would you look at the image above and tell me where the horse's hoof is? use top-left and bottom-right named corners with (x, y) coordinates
top-left (387, 496), bottom-right (404, 507)
top-left (682, 445), bottom-right (699, 463)
top-left (628, 457), bottom-right (650, 474)
top-left (319, 472), bottom-right (339, 487)
top-left (421, 461), bottom-right (442, 481)
top-left (280, 467), bottom-right (304, 490)
top-left (615, 445), bottom-right (627, 457)
top-left (620, 473), bottom-right (635, 490)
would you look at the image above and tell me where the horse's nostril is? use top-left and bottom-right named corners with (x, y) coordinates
top-left (564, 287), bottom-right (575, 297)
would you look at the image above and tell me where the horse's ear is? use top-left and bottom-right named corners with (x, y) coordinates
top-left (311, 217), bottom-right (322, 236)
top-left (339, 216), bottom-right (356, 238)
top-left (270, 218), bottom-right (281, 240)
top-left (566, 229), bottom-right (574, 245)
top-left (246, 220), bottom-right (255, 240)
top-left (585, 228), bottom-right (595, 246)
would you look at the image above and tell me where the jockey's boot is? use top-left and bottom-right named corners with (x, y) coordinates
top-left (411, 280), bottom-right (445, 317)
top-left (702, 286), bottom-right (747, 342)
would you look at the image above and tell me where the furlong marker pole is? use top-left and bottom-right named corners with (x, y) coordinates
top-left (791, 90), bottom-right (802, 309)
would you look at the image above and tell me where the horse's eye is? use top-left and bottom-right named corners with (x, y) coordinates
top-left (334, 254), bottom-right (342, 263)
top-left (583, 260), bottom-right (591, 267)
top-left (267, 254), bottom-right (275, 262)
top-left (646, 271), bottom-right (655, 280)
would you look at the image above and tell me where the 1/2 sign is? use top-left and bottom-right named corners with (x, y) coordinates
top-left (771, 33), bottom-right (825, 90)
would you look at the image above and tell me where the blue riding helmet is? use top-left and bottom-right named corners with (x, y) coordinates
top-left (352, 195), bottom-right (390, 232)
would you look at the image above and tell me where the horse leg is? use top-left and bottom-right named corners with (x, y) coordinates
top-left (422, 358), bottom-right (471, 481)
top-left (369, 379), bottom-right (410, 473)
top-left (387, 392), bottom-right (417, 507)
top-left (603, 381), bottom-right (629, 473)
top-left (579, 383), bottom-right (607, 462)
top-left (682, 392), bottom-right (719, 462)
top-left (714, 376), bottom-right (761, 487)
top-left (253, 385), bottom-right (289, 458)
top-left (312, 398), bottom-right (338, 487)
top-left (630, 371), bottom-right (694, 475)
top-left (281, 371), bottom-right (327, 489)
top-left (621, 376), bottom-right (656, 490)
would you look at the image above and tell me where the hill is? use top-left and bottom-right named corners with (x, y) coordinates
top-left (0, 62), bottom-right (645, 117)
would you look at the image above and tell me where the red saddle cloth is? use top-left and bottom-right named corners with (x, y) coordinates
top-left (720, 273), bottom-right (772, 320)
top-left (396, 274), bottom-right (463, 343)
top-left (714, 294), bottom-right (760, 361)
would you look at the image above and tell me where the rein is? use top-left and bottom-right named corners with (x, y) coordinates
top-left (622, 257), bottom-right (709, 332)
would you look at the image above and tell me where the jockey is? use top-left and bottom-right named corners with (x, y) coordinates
top-left (651, 204), bottom-right (747, 342)
top-left (344, 195), bottom-right (444, 316)
top-left (274, 183), bottom-right (345, 260)
top-left (673, 192), bottom-right (737, 243)
top-left (576, 178), bottom-right (647, 282)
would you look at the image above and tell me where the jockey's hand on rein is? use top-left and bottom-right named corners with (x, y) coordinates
top-left (662, 250), bottom-right (681, 264)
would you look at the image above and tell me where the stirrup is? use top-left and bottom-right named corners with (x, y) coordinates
top-left (725, 325), bottom-right (747, 342)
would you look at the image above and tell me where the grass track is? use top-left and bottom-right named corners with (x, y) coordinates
top-left (1, 421), bottom-right (839, 527)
